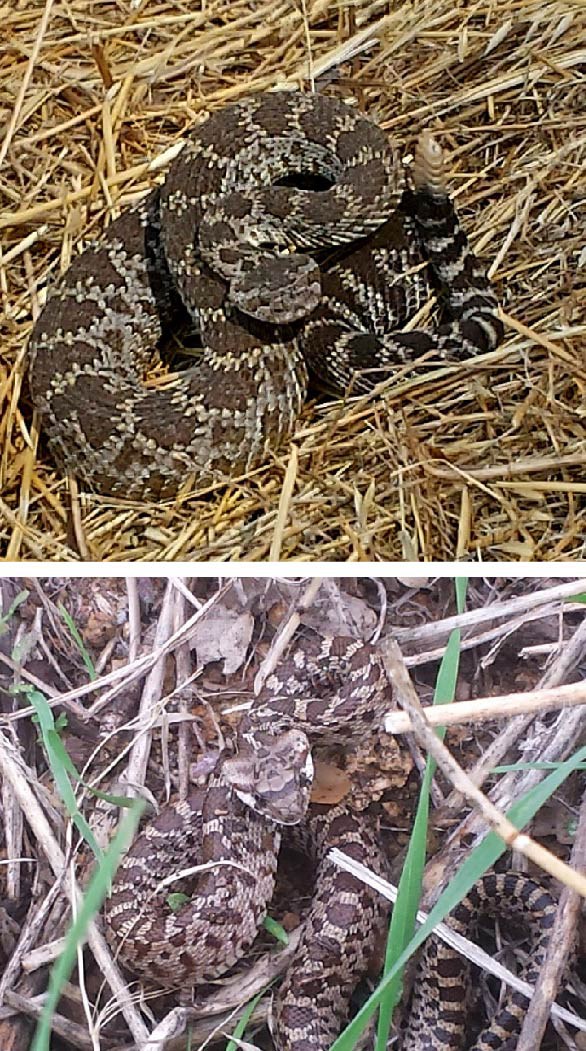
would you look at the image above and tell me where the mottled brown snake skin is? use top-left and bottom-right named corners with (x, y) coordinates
top-left (28, 92), bottom-right (503, 497)
top-left (103, 637), bottom-right (557, 1051)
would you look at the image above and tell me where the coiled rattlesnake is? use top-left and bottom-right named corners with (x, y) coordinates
top-left (28, 92), bottom-right (503, 498)
top-left (103, 636), bottom-right (557, 1050)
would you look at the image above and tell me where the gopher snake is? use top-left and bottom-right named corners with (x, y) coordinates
top-left (28, 92), bottom-right (503, 498)
top-left (103, 636), bottom-right (557, 1050)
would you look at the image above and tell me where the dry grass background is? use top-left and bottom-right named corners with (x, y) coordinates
top-left (0, 0), bottom-right (584, 563)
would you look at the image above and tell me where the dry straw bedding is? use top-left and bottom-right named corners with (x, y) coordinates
top-left (0, 0), bottom-right (584, 563)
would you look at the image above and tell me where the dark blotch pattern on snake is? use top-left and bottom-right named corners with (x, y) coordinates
top-left (28, 93), bottom-right (503, 497)
top-left (103, 637), bottom-right (558, 1051)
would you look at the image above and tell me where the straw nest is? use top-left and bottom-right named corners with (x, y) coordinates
top-left (1, 0), bottom-right (585, 563)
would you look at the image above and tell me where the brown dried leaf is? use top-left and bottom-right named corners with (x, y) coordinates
top-left (191, 608), bottom-right (254, 674)
top-left (311, 758), bottom-right (352, 804)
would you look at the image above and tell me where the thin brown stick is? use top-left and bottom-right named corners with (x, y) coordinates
top-left (0, 0), bottom-right (56, 168)
top-left (1, 989), bottom-right (96, 1050)
top-left (380, 637), bottom-right (586, 898)
top-left (0, 581), bottom-right (234, 723)
top-left (174, 582), bottom-right (194, 802)
top-left (126, 577), bottom-right (141, 665)
top-left (124, 580), bottom-right (177, 793)
top-left (253, 577), bottom-right (324, 693)
top-left (384, 678), bottom-right (586, 734)
top-left (0, 732), bottom-right (149, 1044)
top-left (269, 444), bottom-right (298, 562)
top-left (441, 612), bottom-right (586, 803)
top-left (391, 581), bottom-right (586, 645)
top-left (516, 784), bottom-right (586, 1051)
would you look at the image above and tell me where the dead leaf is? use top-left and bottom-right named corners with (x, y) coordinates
top-left (311, 758), bottom-right (352, 804)
top-left (300, 581), bottom-right (377, 638)
top-left (191, 608), bottom-right (254, 674)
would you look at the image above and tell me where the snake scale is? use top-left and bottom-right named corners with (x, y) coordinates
top-left (28, 91), bottom-right (503, 498)
top-left (104, 636), bottom-right (558, 1051)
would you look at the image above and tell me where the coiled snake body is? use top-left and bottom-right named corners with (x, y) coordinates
top-left (28, 92), bottom-right (503, 497)
top-left (104, 637), bottom-right (556, 1050)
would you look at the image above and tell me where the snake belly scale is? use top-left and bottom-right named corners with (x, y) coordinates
top-left (28, 92), bottom-right (503, 498)
top-left (103, 637), bottom-right (558, 1051)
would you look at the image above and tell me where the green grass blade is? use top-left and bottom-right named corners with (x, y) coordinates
top-left (224, 989), bottom-right (267, 1051)
top-left (0, 589), bottom-right (29, 636)
top-left (373, 794), bottom-right (429, 1050)
top-left (330, 741), bottom-right (586, 1051)
top-left (58, 602), bottom-right (97, 680)
top-left (454, 577), bottom-right (468, 615)
top-left (24, 687), bottom-right (103, 861)
top-left (224, 915), bottom-right (288, 1051)
top-left (31, 799), bottom-right (144, 1051)
top-left (263, 915), bottom-right (289, 946)
top-left (374, 589), bottom-right (465, 1051)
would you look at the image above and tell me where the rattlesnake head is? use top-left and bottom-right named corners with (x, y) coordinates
top-left (222, 726), bottom-right (314, 824)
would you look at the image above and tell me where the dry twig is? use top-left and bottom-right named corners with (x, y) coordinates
top-left (380, 637), bottom-right (586, 897)
top-left (517, 785), bottom-right (586, 1050)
